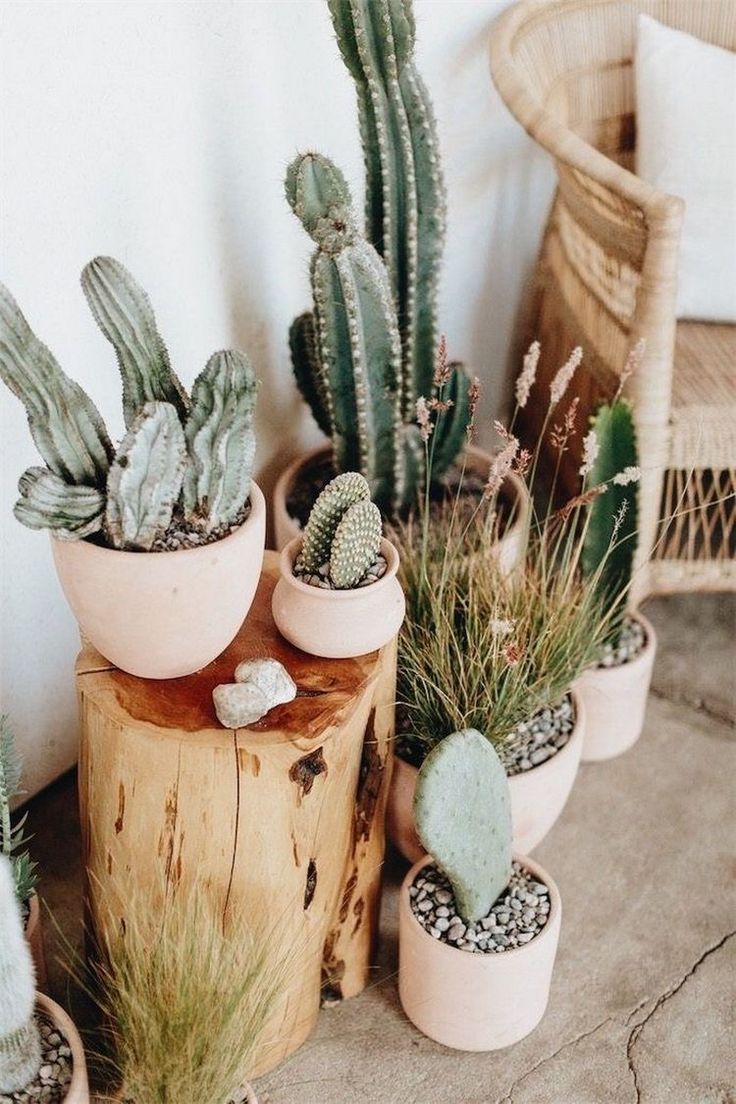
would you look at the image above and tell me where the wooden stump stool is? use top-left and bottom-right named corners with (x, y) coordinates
top-left (76, 551), bottom-right (396, 1076)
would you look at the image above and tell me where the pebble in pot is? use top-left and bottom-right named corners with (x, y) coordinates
top-left (398, 730), bottom-right (561, 1051)
top-left (272, 473), bottom-right (405, 659)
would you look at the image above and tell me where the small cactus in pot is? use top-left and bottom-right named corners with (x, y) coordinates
top-left (273, 473), bottom-right (405, 658)
top-left (1, 258), bottom-right (267, 678)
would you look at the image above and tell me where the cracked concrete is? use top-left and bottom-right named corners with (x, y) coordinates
top-left (26, 592), bottom-right (735, 1103)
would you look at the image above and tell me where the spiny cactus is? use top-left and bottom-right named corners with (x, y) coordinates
top-left (582, 399), bottom-right (639, 642)
top-left (0, 259), bottom-right (259, 551)
top-left (0, 718), bottom-right (38, 906)
top-left (0, 855), bottom-right (42, 1093)
top-left (106, 402), bottom-right (187, 551)
top-left (81, 255), bottom-right (190, 428)
top-left (327, 0), bottom-right (445, 416)
top-left (414, 729), bottom-right (512, 924)
top-left (286, 152), bottom-right (403, 515)
top-left (183, 350), bottom-right (258, 531)
top-left (300, 471), bottom-right (382, 588)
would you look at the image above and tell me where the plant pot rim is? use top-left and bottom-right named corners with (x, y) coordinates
top-left (275, 442), bottom-right (527, 525)
top-left (50, 482), bottom-right (265, 561)
top-left (396, 686), bottom-right (585, 781)
top-left (401, 852), bottom-right (561, 964)
top-left (591, 609), bottom-right (657, 675)
top-left (279, 535), bottom-right (400, 600)
top-left (110, 1082), bottom-right (257, 1103)
top-left (35, 991), bottom-right (87, 1097)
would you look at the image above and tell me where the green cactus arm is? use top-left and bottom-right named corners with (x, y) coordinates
top-left (0, 283), bottom-right (113, 487)
top-left (429, 363), bottom-right (472, 479)
top-left (285, 154), bottom-right (355, 246)
top-left (81, 256), bottom-right (190, 429)
top-left (414, 729), bottom-right (513, 924)
top-left (288, 312), bottom-right (333, 438)
top-left (105, 402), bottom-right (187, 551)
top-left (330, 499), bottom-right (382, 588)
top-left (582, 399), bottom-right (639, 629)
top-left (328, 0), bottom-right (446, 417)
top-left (301, 471), bottom-right (371, 571)
top-left (14, 467), bottom-right (105, 540)
top-left (183, 350), bottom-right (258, 531)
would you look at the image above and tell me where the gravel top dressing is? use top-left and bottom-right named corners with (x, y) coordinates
top-left (597, 615), bottom-right (647, 668)
top-left (409, 861), bottom-right (550, 954)
top-left (1, 1015), bottom-right (73, 1104)
top-left (293, 553), bottom-right (388, 590)
top-left (499, 695), bottom-right (575, 777)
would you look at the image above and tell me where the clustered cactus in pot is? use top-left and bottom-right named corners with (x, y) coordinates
top-left (0, 257), bottom-right (266, 678)
top-left (284, 0), bottom-right (472, 520)
top-left (577, 394), bottom-right (657, 761)
top-left (272, 472), bottom-right (405, 658)
top-left (399, 729), bottom-right (561, 1051)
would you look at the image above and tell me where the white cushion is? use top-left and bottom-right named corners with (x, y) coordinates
top-left (635, 14), bottom-right (736, 322)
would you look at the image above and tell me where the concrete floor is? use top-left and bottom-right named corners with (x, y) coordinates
top-left (27, 593), bottom-right (735, 1104)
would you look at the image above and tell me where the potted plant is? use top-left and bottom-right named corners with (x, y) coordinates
top-left (0, 855), bottom-right (89, 1101)
top-left (388, 343), bottom-right (643, 857)
top-left (274, 0), bottom-right (526, 554)
top-left (575, 397), bottom-right (657, 760)
top-left (399, 729), bottom-right (561, 1050)
top-left (0, 716), bottom-right (45, 988)
top-left (0, 257), bottom-right (265, 679)
top-left (272, 472), bottom-right (405, 658)
top-left (88, 877), bottom-right (292, 1104)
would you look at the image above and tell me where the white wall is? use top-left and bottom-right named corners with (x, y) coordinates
top-left (0, 0), bottom-right (553, 798)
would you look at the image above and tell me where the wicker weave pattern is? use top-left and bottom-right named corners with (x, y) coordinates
top-left (490, 0), bottom-right (736, 597)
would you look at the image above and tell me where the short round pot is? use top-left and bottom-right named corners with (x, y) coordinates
top-left (272, 444), bottom-right (528, 574)
top-left (36, 992), bottom-right (89, 1103)
top-left (399, 854), bottom-right (561, 1051)
top-left (112, 1083), bottom-right (257, 1103)
top-left (51, 484), bottom-right (266, 679)
top-left (25, 891), bottom-right (47, 991)
top-left (574, 611), bottom-right (657, 762)
top-left (271, 537), bottom-right (405, 659)
top-left (387, 690), bottom-right (585, 862)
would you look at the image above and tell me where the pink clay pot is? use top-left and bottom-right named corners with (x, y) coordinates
top-left (388, 689), bottom-right (585, 861)
top-left (574, 611), bottom-right (657, 762)
top-left (36, 992), bottom-right (89, 1103)
top-left (271, 537), bottom-right (405, 658)
top-left (399, 854), bottom-right (561, 1050)
top-left (111, 1083), bottom-right (257, 1103)
top-left (25, 892), bottom-right (47, 991)
top-left (272, 444), bottom-right (527, 574)
top-left (51, 484), bottom-right (266, 679)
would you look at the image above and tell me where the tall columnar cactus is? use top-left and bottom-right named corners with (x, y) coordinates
top-left (0, 259), bottom-right (259, 550)
top-left (286, 153), bottom-right (403, 514)
top-left (582, 399), bottom-right (639, 642)
top-left (0, 855), bottom-right (42, 1093)
top-left (414, 729), bottom-right (512, 924)
top-left (327, 0), bottom-right (445, 416)
top-left (300, 471), bottom-right (382, 588)
top-left (183, 350), bottom-right (258, 531)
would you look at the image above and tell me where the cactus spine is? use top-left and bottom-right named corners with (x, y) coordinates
top-left (582, 399), bottom-right (639, 642)
top-left (0, 855), bottom-right (42, 1093)
top-left (0, 259), bottom-right (259, 550)
top-left (183, 350), bottom-right (258, 531)
top-left (414, 729), bottom-right (512, 924)
top-left (300, 471), bottom-right (382, 588)
top-left (327, 0), bottom-right (445, 416)
top-left (286, 153), bottom-right (403, 514)
top-left (81, 256), bottom-right (190, 428)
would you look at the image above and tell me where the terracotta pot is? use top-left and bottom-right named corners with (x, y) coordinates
top-left (399, 854), bottom-right (561, 1050)
top-left (51, 484), bottom-right (266, 679)
top-left (574, 611), bottom-right (657, 762)
top-left (36, 992), bottom-right (89, 1103)
top-left (272, 444), bottom-right (527, 574)
top-left (272, 537), bottom-right (405, 658)
top-left (111, 1083), bottom-right (258, 1103)
top-left (388, 690), bottom-right (585, 861)
top-left (25, 892), bottom-right (47, 991)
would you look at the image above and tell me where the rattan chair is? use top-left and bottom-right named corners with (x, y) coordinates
top-left (490, 0), bottom-right (736, 598)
